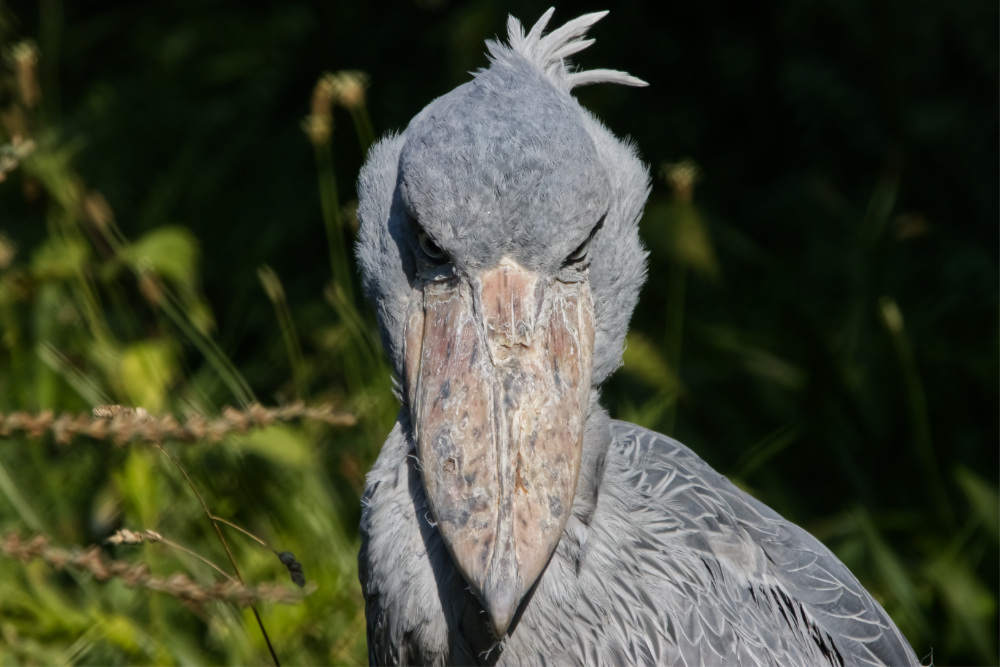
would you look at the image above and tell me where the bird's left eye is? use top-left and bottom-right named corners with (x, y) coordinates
top-left (418, 230), bottom-right (449, 264)
top-left (564, 215), bottom-right (605, 267)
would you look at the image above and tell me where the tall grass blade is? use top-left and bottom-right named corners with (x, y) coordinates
top-left (258, 265), bottom-right (307, 399)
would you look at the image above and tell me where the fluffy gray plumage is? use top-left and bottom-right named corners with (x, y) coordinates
top-left (356, 9), bottom-right (920, 666)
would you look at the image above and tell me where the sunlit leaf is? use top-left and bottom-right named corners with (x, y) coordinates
top-left (617, 393), bottom-right (674, 432)
top-left (643, 200), bottom-right (720, 279)
top-left (120, 226), bottom-right (199, 291)
top-left (855, 508), bottom-right (930, 636)
top-left (925, 556), bottom-right (998, 662)
top-left (733, 426), bottom-right (799, 478)
top-left (697, 325), bottom-right (806, 390)
top-left (185, 299), bottom-right (215, 336)
top-left (119, 339), bottom-right (179, 414)
top-left (673, 206), bottom-right (719, 279)
top-left (115, 449), bottom-right (162, 529)
top-left (621, 332), bottom-right (677, 394)
top-left (96, 613), bottom-right (143, 654)
top-left (30, 237), bottom-right (89, 280)
top-left (231, 425), bottom-right (313, 469)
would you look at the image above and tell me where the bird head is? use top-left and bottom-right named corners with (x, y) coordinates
top-left (357, 8), bottom-right (649, 638)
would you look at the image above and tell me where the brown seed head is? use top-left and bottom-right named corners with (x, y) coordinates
top-left (83, 191), bottom-right (114, 230)
top-left (331, 70), bottom-right (369, 110)
top-left (0, 233), bottom-right (16, 269)
top-left (11, 42), bottom-right (41, 108)
top-left (661, 159), bottom-right (701, 203)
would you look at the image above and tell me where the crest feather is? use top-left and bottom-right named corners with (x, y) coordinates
top-left (486, 8), bottom-right (647, 92)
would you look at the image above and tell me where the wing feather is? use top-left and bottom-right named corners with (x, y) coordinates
top-left (606, 420), bottom-right (920, 667)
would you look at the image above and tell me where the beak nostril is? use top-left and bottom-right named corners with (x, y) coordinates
top-left (444, 457), bottom-right (457, 474)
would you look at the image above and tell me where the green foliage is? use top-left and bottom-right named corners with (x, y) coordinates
top-left (0, 0), bottom-right (996, 665)
top-left (0, 6), bottom-right (393, 663)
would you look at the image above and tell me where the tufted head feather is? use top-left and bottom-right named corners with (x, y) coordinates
top-left (493, 8), bottom-right (648, 93)
top-left (356, 8), bottom-right (649, 387)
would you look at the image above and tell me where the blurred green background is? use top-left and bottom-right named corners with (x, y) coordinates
top-left (0, 0), bottom-right (996, 664)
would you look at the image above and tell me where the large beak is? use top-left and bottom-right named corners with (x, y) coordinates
top-left (403, 258), bottom-right (594, 637)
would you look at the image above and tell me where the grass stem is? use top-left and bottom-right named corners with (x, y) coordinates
top-left (155, 444), bottom-right (280, 666)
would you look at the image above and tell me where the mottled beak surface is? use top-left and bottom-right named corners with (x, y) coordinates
top-left (403, 258), bottom-right (594, 637)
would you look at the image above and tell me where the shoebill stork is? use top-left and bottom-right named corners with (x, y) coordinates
top-left (356, 9), bottom-right (919, 666)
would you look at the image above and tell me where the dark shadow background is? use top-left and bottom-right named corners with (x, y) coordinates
top-left (2, 0), bottom-right (997, 663)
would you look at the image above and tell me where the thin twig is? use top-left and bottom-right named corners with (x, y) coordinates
top-left (210, 515), bottom-right (271, 550)
top-left (153, 445), bottom-right (282, 666)
top-left (106, 528), bottom-right (236, 581)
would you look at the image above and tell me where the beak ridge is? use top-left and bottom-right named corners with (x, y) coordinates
top-left (404, 259), bottom-right (594, 638)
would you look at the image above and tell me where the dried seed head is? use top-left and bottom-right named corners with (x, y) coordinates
top-left (3, 531), bottom-right (309, 606)
top-left (0, 233), bottom-right (16, 269)
top-left (257, 265), bottom-right (285, 302)
top-left (92, 405), bottom-right (152, 421)
top-left (304, 72), bottom-right (338, 145)
top-left (302, 114), bottom-right (333, 146)
top-left (312, 73), bottom-right (337, 117)
top-left (879, 297), bottom-right (904, 335)
top-left (331, 70), bottom-right (369, 110)
top-left (105, 528), bottom-right (162, 545)
top-left (137, 273), bottom-right (163, 307)
top-left (0, 137), bottom-right (36, 183)
top-left (11, 42), bottom-right (41, 108)
top-left (660, 159), bottom-right (701, 203)
top-left (277, 551), bottom-right (305, 587)
top-left (83, 191), bottom-right (114, 230)
top-left (105, 529), bottom-right (142, 545)
top-left (2, 402), bottom-right (355, 446)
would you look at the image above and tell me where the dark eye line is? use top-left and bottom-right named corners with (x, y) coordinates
top-left (564, 214), bottom-right (607, 267)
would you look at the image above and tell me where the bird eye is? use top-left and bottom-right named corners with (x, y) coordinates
top-left (565, 236), bottom-right (592, 265)
top-left (564, 215), bottom-right (605, 267)
top-left (417, 230), bottom-right (449, 264)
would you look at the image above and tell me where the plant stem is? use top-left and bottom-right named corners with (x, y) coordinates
top-left (158, 290), bottom-right (257, 406)
top-left (209, 514), bottom-right (272, 551)
top-left (878, 297), bottom-right (954, 525)
top-left (155, 445), bottom-right (280, 666)
top-left (349, 105), bottom-right (376, 156)
top-left (662, 259), bottom-right (686, 436)
top-left (258, 265), bottom-right (307, 399)
top-left (314, 142), bottom-right (353, 299)
top-left (90, 222), bottom-right (256, 407)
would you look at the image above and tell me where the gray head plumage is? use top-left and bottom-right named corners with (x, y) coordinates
top-left (357, 7), bottom-right (649, 386)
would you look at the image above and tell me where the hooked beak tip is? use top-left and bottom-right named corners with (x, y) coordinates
top-left (482, 575), bottom-right (520, 638)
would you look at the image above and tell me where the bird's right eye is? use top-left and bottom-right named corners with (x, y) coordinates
top-left (564, 236), bottom-right (593, 265)
top-left (417, 230), bottom-right (449, 264)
